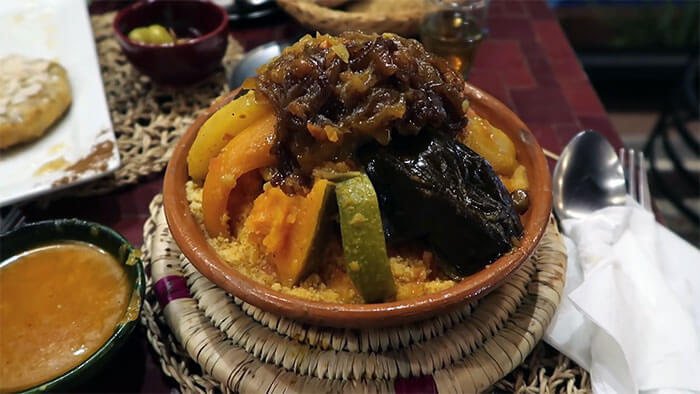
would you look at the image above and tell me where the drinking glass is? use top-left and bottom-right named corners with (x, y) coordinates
top-left (420, 0), bottom-right (490, 79)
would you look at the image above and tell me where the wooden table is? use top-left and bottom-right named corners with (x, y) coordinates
top-left (24, 0), bottom-right (620, 391)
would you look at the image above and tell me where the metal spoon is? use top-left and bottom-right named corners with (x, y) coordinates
top-left (228, 40), bottom-right (289, 89)
top-left (552, 130), bottom-right (627, 220)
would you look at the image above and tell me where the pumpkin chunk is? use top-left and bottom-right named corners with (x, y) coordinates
top-left (226, 171), bottom-right (263, 235)
top-left (244, 179), bottom-right (335, 286)
top-left (202, 112), bottom-right (276, 237)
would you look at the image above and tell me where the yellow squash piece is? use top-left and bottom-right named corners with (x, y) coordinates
top-left (244, 180), bottom-right (335, 286)
top-left (202, 112), bottom-right (276, 237)
top-left (188, 91), bottom-right (272, 181)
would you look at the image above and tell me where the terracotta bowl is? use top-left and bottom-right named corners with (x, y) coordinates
top-left (113, 0), bottom-right (229, 85)
top-left (163, 83), bottom-right (551, 328)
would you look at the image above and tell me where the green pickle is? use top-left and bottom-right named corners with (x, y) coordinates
top-left (127, 24), bottom-right (174, 44)
top-left (336, 174), bottom-right (396, 303)
top-left (127, 27), bottom-right (150, 43)
top-left (147, 25), bottom-right (174, 44)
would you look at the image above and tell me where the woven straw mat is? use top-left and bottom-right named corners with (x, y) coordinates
top-left (140, 195), bottom-right (591, 393)
top-left (75, 13), bottom-right (244, 196)
top-left (276, 0), bottom-right (425, 36)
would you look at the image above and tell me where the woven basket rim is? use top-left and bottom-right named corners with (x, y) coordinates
top-left (139, 195), bottom-right (586, 393)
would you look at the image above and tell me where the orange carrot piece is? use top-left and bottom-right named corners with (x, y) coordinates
top-left (202, 113), bottom-right (276, 237)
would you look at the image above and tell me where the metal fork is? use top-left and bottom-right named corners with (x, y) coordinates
top-left (0, 206), bottom-right (26, 234)
top-left (619, 148), bottom-right (653, 212)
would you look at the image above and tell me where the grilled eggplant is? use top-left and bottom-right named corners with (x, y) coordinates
top-left (359, 133), bottom-right (523, 278)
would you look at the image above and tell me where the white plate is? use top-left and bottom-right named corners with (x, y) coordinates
top-left (0, 0), bottom-right (119, 207)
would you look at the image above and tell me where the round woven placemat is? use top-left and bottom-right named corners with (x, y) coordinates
top-left (139, 195), bottom-right (590, 393)
top-left (75, 13), bottom-right (244, 196)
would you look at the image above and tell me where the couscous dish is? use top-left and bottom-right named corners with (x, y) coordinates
top-left (185, 32), bottom-right (529, 304)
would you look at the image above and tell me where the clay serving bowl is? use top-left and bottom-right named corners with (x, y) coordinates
top-left (113, 0), bottom-right (229, 85)
top-left (163, 83), bottom-right (551, 328)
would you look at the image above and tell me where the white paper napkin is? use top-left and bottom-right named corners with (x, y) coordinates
top-left (544, 197), bottom-right (700, 394)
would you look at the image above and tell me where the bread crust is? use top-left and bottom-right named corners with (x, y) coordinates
top-left (0, 56), bottom-right (72, 149)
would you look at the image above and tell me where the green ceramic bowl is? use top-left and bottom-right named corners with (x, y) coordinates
top-left (0, 219), bottom-right (145, 392)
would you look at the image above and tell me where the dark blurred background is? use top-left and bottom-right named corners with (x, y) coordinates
top-left (549, 0), bottom-right (699, 244)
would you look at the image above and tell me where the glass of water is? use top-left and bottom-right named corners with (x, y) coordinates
top-left (420, 0), bottom-right (490, 79)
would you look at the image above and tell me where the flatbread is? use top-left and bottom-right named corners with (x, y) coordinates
top-left (0, 55), bottom-right (72, 149)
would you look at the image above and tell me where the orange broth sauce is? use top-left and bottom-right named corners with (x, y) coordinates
top-left (0, 242), bottom-right (130, 392)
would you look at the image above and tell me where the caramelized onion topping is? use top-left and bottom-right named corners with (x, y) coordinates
top-left (254, 32), bottom-right (467, 191)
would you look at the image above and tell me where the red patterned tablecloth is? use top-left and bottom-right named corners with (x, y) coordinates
top-left (25, 1), bottom-right (619, 391)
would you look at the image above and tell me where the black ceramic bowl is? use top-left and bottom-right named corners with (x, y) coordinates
top-left (0, 220), bottom-right (145, 392)
top-left (113, 0), bottom-right (229, 85)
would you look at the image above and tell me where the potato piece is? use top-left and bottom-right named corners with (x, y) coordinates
top-left (464, 117), bottom-right (518, 176)
top-left (500, 164), bottom-right (529, 192)
top-left (188, 91), bottom-right (272, 182)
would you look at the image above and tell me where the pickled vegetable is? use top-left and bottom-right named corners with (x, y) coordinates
top-left (127, 27), bottom-right (150, 43)
top-left (127, 25), bottom-right (175, 44)
top-left (336, 174), bottom-right (396, 303)
top-left (147, 25), bottom-right (174, 44)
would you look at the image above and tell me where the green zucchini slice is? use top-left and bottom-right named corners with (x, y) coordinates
top-left (335, 174), bottom-right (397, 303)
